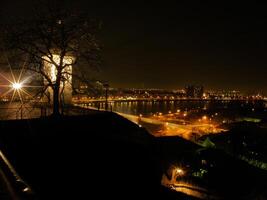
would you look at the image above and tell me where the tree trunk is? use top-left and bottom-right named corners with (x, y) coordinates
top-left (52, 84), bottom-right (61, 116)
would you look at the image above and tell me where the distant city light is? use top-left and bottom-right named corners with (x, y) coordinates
top-left (202, 115), bottom-right (208, 120)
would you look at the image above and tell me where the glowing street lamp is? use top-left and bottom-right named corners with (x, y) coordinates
top-left (0, 57), bottom-right (43, 112)
top-left (174, 167), bottom-right (185, 178)
top-left (202, 115), bottom-right (208, 120)
top-left (176, 168), bottom-right (184, 175)
top-left (12, 83), bottom-right (22, 90)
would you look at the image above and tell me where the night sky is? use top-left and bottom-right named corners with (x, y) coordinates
top-left (2, 1), bottom-right (267, 93)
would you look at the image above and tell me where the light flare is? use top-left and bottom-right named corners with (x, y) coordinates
top-left (12, 83), bottom-right (22, 90)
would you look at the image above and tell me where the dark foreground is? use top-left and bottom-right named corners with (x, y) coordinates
top-left (0, 111), bottom-right (266, 199)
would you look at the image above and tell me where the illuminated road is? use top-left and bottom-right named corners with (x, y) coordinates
top-left (171, 181), bottom-right (220, 200)
top-left (161, 174), bottom-right (220, 200)
top-left (118, 113), bottom-right (225, 140)
top-left (74, 103), bottom-right (225, 140)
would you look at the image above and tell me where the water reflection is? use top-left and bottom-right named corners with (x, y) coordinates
top-left (88, 100), bottom-right (264, 140)
top-left (92, 100), bottom-right (210, 116)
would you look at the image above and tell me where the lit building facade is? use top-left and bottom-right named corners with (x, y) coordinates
top-left (43, 55), bottom-right (74, 104)
top-left (185, 85), bottom-right (204, 98)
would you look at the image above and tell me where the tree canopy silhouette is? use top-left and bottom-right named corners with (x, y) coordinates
top-left (1, 2), bottom-right (101, 116)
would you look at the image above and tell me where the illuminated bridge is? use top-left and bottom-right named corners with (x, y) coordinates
top-left (73, 97), bottom-right (266, 104)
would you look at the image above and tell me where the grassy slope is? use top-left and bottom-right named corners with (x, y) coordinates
top-left (0, 112), bottom-right (196, 199)
top-left (0, 113), bottom-right (266, 199)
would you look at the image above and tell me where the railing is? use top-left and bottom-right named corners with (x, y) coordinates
top-left (0, 103), bottom-right (103, 120)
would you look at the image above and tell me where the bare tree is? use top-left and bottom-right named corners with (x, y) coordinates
top-left (1, 2), bottom-right (101, 116)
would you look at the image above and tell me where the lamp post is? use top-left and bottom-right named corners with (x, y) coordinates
top-left (103, 83), bottom-right (109, 111)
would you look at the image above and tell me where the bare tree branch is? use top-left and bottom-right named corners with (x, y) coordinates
top-left (1, 2), bottom-right (101, 116)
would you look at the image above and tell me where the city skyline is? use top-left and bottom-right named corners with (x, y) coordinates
top-left (1, 1), bottom-right (267, 93)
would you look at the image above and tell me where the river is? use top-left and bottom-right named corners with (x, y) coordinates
top-left (84, 100), bottom-right (265, 140)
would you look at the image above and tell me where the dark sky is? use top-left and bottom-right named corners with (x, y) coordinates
top-left (2, 1), bottom-right (267, 93)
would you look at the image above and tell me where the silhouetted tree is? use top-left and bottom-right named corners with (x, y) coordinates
top-left (1, 2), bottom-right (101, 116)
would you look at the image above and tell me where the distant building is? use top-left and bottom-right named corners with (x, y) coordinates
top-left (185, 85), bottom-right (204, 98)
top-left (206, 90), bottom-right (242, 100)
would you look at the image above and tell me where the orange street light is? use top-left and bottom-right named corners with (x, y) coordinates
top-left (12, 83), bottom-right (22, 90)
